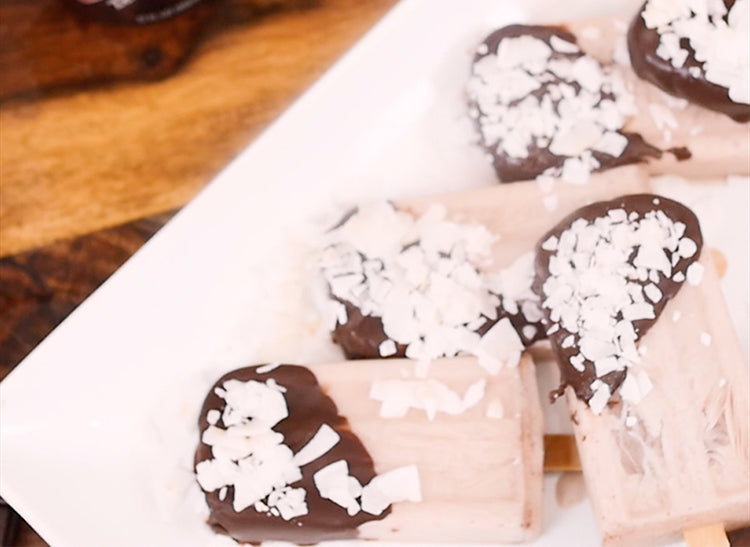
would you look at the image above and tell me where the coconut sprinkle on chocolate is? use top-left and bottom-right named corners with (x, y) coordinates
top-left (641, 0), bottom-right (749, 104)
top-left (534, 194), bottom-right (703, 413)
top-left (317, 202), bottom-right (542, 371)
top-left (467, 25), bottom-right (641, 183)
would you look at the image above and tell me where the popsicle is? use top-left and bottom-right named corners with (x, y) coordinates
top-left (626, 0), bottom-right (748, 123)
top-left (193, 355), bottom-right (544, 544)
top-left (317, 165), bottom-right (652, 363)
top-left (466, 19), bottom-right (749, 183)
top-left (567, 14), bottom-right (750, 180)
top-left (533, 193), bottom-right (750, 545)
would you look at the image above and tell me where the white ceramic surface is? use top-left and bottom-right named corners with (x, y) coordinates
top-left (1, 0), bottom-right (747, 545)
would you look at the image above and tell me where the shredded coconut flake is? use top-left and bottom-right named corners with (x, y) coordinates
top-left (475, 318), bottom-right (523, 374)
top-left (360, 465), bottom-right (422, 516)
top-left (369, 378), bottom-right (486, 420)
top-left (542, 235), bottom-right (559, 251)
top-left (550, 35), bottom-right (580, 53)
top-left (256, 362), bottom-right (281, 374)
top-left (686, 261), bottom-right (705, 285)
top-left (292, 424), bottom-right (340, 467)
top-left (540, 201), bottom-right (699, 412)
top-left (313, 460), bottom-right (363, 516)
top-left (313, 462), bottom-right (422, 518)
top-left (485, 398), bottom-right (505, 419)
top-left (195, 378), bottom-right (309, 518)
top-left (206, 409), bottom-right (220, 425)
top-left (588, 380), bottom-right (611, 414)
top-left (378, 339), bottom-right (398, 357)
top-left (467, 29), bottom-right (637, 182)
top-left (642, 0), bottom-right (749, 104)
top-left (543, 194), bottom-right (559, 211)
top-left (318, 202), bottom-right (538, 367)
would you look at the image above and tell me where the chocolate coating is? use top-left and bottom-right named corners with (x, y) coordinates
top-left (195, 365), bottom-right (388, 543)
top-left (627, 0), bottom-right (750, 122)
top-left (469, 24), bottom-right (661, 182)
top-left (331, 298), bottom-right (407, 360)
top-left (532, 194), bottom-right (703, 404)
top-left (483, 298), bottom-right (547, 347)
top-left (331, 295), bottom-right (542, 360)
top-left (667, 146), bottom-right (692, 161)
top-left (728, 526), bottom-right (750, 546)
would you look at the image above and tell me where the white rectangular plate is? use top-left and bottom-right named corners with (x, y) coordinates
top-left (1, 0), bottom-right (747, 546)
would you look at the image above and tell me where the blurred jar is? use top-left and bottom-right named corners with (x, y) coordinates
top-left (61, 0), bottom-right (211, 25)
top-left (0, 0), bottom-right (222, 101)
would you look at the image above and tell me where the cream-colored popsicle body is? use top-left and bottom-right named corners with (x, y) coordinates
top-left (313, 168), bottom-right (649, 542)
top-left (349, 169), bottom-right (645, 542)
top-left (307, 355), bottom-right (543, 543)
top-left (402, 165), bottom-right (651, 270)
top-left (561, 255), bottom-right (750, 546)
top-left (566, 18), bottom-right (750, 179)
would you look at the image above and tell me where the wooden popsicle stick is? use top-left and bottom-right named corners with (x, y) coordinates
top-left (544, 435), bottom-right (732, 547)
top-left (683, 524), bottom-right (730, 547)
top-left (543, 434), bottom-right (581, 472)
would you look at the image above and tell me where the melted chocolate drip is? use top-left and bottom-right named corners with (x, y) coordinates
top-left (195, 365), bottom-right (388, 543)
top-left (667, 146), bottom-right (692, 161)
top-left (469, 25), bottom-right (661, 183)
top-left (532, 194), bottom-right (703, 404)
top-left (627, 0), bottom-right (750, 122)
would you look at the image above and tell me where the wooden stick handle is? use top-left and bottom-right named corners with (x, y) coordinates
top-left (683, 524), bottom-right (730, 547)
top-left (543, 434), bottom-right (581, 472)
top-left (544, 436), bottom-right (732, 546)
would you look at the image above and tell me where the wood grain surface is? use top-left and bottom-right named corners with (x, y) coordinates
top-left (0, 0), bottom-right (398, 257)
top-left (0, 0), bottom-right (220, 101)
top-left (0, 211), bottom-right (174, 379)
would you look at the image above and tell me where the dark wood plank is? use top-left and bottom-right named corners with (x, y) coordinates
top-left (0, 0), bottom-right (317, 103)
top-left (11, 520), bottom-right (48, 547)
top-left (0, 211), bottom-right (174, 379)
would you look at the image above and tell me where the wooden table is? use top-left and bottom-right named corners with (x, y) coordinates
top-left (0, 0), bottom-right (397, 543)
